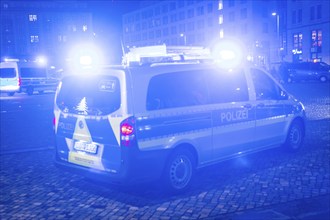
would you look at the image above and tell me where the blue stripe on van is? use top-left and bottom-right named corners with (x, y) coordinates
top-left (136, 112), bottom-right (212, 140)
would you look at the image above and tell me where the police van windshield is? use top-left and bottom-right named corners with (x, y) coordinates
top-left (56, 75), bottom-right (121, 116)
top-left (0, 68), bottom-right (16, 78)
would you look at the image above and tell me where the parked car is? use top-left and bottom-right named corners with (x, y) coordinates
top-left (279, 62), bottom-right (330, 83)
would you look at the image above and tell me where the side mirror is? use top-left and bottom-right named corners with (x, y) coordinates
top-left (280, 90), bottom-right (288, 100)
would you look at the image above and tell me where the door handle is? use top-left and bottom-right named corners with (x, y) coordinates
top-left (257, 103), bottom-right (265, 108)
top-left (243, 103), bottom-right (252, 109)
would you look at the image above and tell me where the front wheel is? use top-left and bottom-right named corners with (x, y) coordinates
top-left (284, 120), bottom-right (304, 152)
top-left (163, 149), bottom-right (195, 193)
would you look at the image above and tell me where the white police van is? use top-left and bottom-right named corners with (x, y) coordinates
top-left (54, 46), bottom-right (306, 192)
top-left (0, 61), bottom-right (20, 96)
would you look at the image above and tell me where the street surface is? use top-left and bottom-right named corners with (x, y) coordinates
top-left (0, 83), bottom-right (329, 219)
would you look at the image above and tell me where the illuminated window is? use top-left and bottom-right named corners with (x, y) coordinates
top-left (29, 14), bottom-right (37, 21)
top-left (311, 30), bottom-right (322, 51)
top-left (220, 29), bottom-right (224, 38)
top-left (219, 14), bottom-right (223, 24)
top-left (83, 25), bottom-right (87, 32)
top-left (218, 0), bottom-right (223, 10)
top-left (293, 33), bottom-right (303, 49)
top-left (30, 35), bottom-right (39, 43)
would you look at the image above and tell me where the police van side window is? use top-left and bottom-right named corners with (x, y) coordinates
top-left (250, 68), bottom-right (282, 100)
top-left (146, 70), bottom-right (208, 110)
top-left (208, 69), bottom-right (249, 104)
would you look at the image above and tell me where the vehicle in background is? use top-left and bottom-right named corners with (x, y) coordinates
top-left (1, 59), bottom-right (60, 96)
top-left (18, 61), bottom-right (60, 95)
top-left (279, 62), bottom-right (330, 83)
top-left (0, 61), bottom-right (20, 96)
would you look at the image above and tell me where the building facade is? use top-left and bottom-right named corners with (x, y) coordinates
top-left (122, 0), bottom-right (279, 68)
top-left (286, 0), bottom-right (330, 64)
top-left (0, 1), bottom-right (93, 65)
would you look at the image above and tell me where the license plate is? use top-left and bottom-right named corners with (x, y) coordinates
top-left (74, 141), bottom-right (98, 154)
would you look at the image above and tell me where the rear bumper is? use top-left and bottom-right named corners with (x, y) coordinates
top-left (0, 85), bottom-right (20, 93)
top-left (54, 147), bottom-right (170, 185)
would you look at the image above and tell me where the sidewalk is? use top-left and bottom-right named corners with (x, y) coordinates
top-left (221, 194), bottom-right (330, 220)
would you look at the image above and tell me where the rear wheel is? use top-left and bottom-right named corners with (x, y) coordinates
top-left (27, 87), bottom-right (34, 95)
top-left (284, 120), bottom-right (304, 152)
top-left (163, 149), bottom-right (195, 193)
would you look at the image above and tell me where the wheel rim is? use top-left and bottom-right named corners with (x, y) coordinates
top-left (289, 126), bottom-right (301, 149)
top-left (169, 154), bottom-right (192, 190)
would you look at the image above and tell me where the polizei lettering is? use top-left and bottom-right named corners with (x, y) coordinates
top-left (220, 109), bottom-right (249, 122)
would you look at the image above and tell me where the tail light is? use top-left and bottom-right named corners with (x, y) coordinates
top-left (120, 117), bottom-right (136, 147)
top-left (18, 77), bottom-right (21, 86)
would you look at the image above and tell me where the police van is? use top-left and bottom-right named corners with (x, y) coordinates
top-left (0, 61), bottom-right (20, 96)
top-left (54, 46), bottom-right (306, 192)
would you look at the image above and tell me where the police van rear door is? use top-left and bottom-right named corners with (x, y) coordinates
top-left (54, 69), bottom-right (127, 173)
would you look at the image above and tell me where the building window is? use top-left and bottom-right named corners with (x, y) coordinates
top-left (220, 29), bottom-right (224, 38)
top-left (170, 2), bottom-right (176, 11)
top-left (229, 12), bottom-right (235, 22)
top-left (171, 26), bottom-right (177, 35)
top-left (292, 33), bottom-right (303, 61)
top-left (218, 0), bottom-right (223, 10)
top-left (292, 10), bottom-right (296, 24)
top-left (29, 14), bottom-right (37, 21)
top-left (197, 6), bottom-right (204, 16)
top-left (228, 0), bottom-right (235, 7)
top-left (30, 35), bottom-right (39, 43)
top-left (219, 14), bottom-right (223, 24)
top-left (311, 30), bottom-right (322, 52)
top-left (162, 16), bottom-right (168, 25)
top-left (240, 8), bottom-right (247, 19)
top-left (317, 5), bottom-right (322, 19)
top-left (170, 14), bottom-right (177, 23)
top-left (207, 3), bottom-right (213, 13)
top-left (298, 9), bottom-right (302, 23)
top-left (188, 9), bottom-right (194, 18)
top-left (187, 22), bottom-right (195, 31)
top-left (310, 6), bottom-right (315, 20)
top-left (179, 11), bottom-right (185, 20)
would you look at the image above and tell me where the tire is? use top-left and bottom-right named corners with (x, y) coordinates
top-left (163, 149), bottom-right (195, 193)
top-left (27, 87), bottom-right (34, 95)
top-left (7, 92), bottom-right (15, 96)
top-left (38, 90), bottom-right (44, 94)
top-left (284, 120), bottom-right (304, 152)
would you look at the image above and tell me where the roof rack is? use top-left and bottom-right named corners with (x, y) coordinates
top-left (122, 44), bottom-right (213, 66)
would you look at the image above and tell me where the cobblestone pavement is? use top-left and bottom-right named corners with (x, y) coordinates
top-left (0, 83), bottom-right (329, 219)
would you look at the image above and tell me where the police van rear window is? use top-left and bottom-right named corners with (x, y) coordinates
top-left (0, 68), bottom-right (16, 78)
top-left (56, 75), bottom-right (121, 116)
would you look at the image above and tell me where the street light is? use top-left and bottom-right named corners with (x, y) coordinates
top-left (180, 33), bottom-right (187, 46)
top-left (272, 12), bottom-right (282, 61)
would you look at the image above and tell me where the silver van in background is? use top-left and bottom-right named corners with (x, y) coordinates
top-left (0, 61), bottom-right (20, 96)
